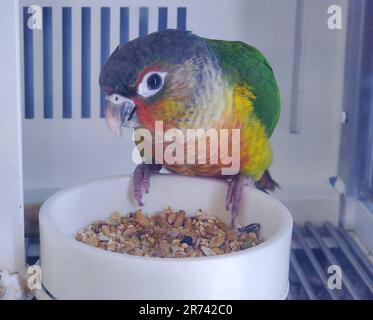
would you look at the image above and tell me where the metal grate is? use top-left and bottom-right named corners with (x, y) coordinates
top-left (288, 222), bottom-right (373, 300)
top-left (25, 223), bottom-right (373, 300)
top-left (22, 5), bottom-right (188, 120)
top-left (25, 235), bottom-right (40, 266)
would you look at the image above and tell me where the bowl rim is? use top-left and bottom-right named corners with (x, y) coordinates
top-left (39, 174), bottom-right (293, 263)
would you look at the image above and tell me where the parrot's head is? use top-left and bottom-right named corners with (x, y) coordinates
top-left (99, 29), bottom-right (225, 135)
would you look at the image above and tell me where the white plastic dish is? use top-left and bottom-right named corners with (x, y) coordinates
top-left (39, 174), bottom-right (293, 300)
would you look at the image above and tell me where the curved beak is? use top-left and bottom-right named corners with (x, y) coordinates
top-left (104, 96), bottom-right (138, 136)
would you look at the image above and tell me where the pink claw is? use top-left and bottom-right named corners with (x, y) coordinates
top-left (225, 175), bottom-right (254, 226)
top-left (133, 163), bottom-right (162, 206)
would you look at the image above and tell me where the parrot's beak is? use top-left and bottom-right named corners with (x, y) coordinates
top-left (104, 95), bottom-right (138, 136)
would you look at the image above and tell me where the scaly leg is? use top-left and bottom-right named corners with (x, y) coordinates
top-left (133, 163), bottom-right (162, 206)
top-left (225, 174), bottom-right (255, 226)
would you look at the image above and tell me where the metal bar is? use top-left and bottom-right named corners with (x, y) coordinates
top-left (23, 6), bottom-right (34, 119)
top-left (177, 7), bottom-right (187, 31)
top-left (338, 228), bottom-right (373, 278)
top-left (293, 226), bottom-right (339, 300)
top-left (24, 237), bottom-right (30, 263)
top-left (325, 222), bottom-right (373, 293)
top-left (42, 7), bottom-right (53, 119)
top-left (81, 7), bottom-right (91, 118)
top-left (120, 7), bottom-right (129, 44)
top-left (100, 7), bottom-right (110, 118)
top-left (306, 223), bottom-right (361, 299)
top-left (139, 7), bottom-right (148, 37)
top-left (289, 0), bottom-right (307, 133)
top-left (337, 0), bottom-right (367, 197)
top-left (62, 7), bottom-right (72, 118)
top-left (290, 252), bottom-right (317, 300)
top-left (158, 7), bottom-right (167, 31)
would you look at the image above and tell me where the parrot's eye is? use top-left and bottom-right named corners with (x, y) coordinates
top-left (147, 74), bottom-right (162, 90)
top-left (137, 71), bottom-right (167, 98)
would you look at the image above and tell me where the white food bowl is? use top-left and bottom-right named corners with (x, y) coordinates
top-left (39, 174), bottom-right (293, 300)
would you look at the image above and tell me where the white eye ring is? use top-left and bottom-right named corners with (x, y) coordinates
top-left (137, 71), bottom-right (167, 98)
top-left (105, 93), bottom-right (128, 105)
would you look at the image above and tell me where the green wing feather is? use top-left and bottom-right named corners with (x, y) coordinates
top-left (205, 39), bottom-right (281, 137)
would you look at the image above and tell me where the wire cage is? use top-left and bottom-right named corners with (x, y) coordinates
top-left (0, 0), bottom-right (372, 300)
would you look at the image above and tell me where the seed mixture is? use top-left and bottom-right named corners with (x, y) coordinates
top-left (75, 207), bottom-right (261, 258)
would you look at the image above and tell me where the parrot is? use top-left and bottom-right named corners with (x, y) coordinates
top-left (99, 29), bottom-right (280, 226)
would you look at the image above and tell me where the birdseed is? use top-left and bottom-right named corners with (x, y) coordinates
top-left (75, 207), bottom-right (261, 258)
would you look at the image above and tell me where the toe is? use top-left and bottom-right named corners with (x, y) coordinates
top-left (143, 168), bottom-right (151, 194)
top-left (225, 180), bottom-right (234, 210)
top-left (133, 166), bottom-right (145, 206)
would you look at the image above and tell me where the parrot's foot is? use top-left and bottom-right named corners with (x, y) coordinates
top-left (133, 163), bottom-right (162, 206)
top-left (226, 174), bottom-right (255, 227)
top-left (255, 170), bottom-right (280, 193)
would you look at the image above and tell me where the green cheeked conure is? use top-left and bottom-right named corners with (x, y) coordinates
top-left (99, 29), bottom-right (280, 226)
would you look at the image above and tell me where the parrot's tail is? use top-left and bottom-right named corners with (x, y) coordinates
top-left (255, 170), bottom-right (280, 193)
